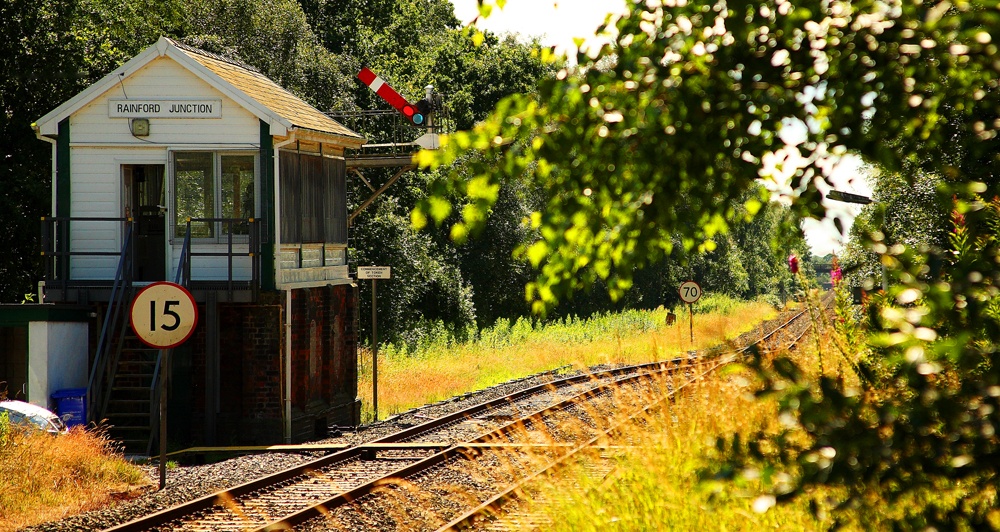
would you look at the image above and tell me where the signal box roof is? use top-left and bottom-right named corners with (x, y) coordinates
top-left (34, 37), bottom-right (364, 147)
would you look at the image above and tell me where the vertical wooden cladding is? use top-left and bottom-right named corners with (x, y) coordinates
top-left (279, 152), bottom-right (347, 244)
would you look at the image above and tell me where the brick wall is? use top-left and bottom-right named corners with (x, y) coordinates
top-left (286, 284), bottom-right (359, 440)
top-left (158, 284), bottom-right (359, 446)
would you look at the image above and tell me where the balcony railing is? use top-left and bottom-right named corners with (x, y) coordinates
top-left (40, 216), bottom-right (260, 301)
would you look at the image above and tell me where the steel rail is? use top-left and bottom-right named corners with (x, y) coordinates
top-left (439, 358), bottom-right (730, 531)
top-left (103, 360), bottom-right (693, 531)
top-left (440, 306), bottom-right (817, 530)
top-left (104, 306), bottom-right (813, 532)
top-left (254, 357), bottom-right (712, 531)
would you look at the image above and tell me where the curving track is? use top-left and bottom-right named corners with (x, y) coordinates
top-left (442, 303), bottom-right (822, 531)
top-left (103, 305), bottom-right (818, 532)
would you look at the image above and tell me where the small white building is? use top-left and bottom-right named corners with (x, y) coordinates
top-left (34, 36), bottom-right (365, 292)
top-left (18, 37), bottom-right (368, 451)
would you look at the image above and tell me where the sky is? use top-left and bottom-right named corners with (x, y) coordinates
top-left (449, 0), bottom-right (625, 57)
top-left (447, 0), bottom-right (871, 257)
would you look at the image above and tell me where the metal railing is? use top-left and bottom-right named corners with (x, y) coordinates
top-left (87, 220), bottom-right (136, 424)
top-left (41, 216), bottom-right (133, 293)
top-left (181, 217), bottom-right (261, 301)
top-left (40, 216), bottom-right (260, 298)
top-left (44, 216), bottom-right (260, 432)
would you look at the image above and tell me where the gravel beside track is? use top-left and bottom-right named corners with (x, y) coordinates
top-left (23, 307), bottom-right (805, 532)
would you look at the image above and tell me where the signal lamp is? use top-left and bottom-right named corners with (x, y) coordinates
top-left (402, 104), bottom-right (424, 125)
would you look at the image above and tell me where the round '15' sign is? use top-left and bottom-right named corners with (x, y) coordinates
top-left (130, 282), bottom-right (198, 349)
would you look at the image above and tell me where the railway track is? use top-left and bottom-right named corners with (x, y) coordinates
top-left (105, 361), bottom-right (699, 531)
top-left (103, 304), bottom-right (818, 532)
top-left (442, 304), bottom-right (818, 531)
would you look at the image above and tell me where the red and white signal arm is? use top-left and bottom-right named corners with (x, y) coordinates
top-left (679, 281), bottom-right (702, 304)
top-left (129, 282), bottom-right (199, 349)
top-left (357, 67), bottom-right (425, 125)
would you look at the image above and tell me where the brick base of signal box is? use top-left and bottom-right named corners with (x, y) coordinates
top-left (166, 284), bottom-right (360, 447)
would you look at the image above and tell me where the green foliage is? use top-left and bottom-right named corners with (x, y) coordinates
top-left (477, 316), bottom-right (535, 349)
top-left (352, 197), bottom-right (477, 345)
top-left (427, 0), bottom-right (1000, 528)
top-left (842, 170), bottom-right (952, 290)
top-left (713, 196), bottom-right (1000, 528)
top-left (421, 0), bottom-right (1000, 314)
top-left (381, 307), bottom-right (665, 359)
top-left (182, 0), bottom-right (357, 111)
top-left (692, 293), bottom-right (742, 316)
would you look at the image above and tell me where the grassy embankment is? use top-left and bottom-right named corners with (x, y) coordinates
top-left (1, 294), bottom-right (807, 531)
top-left (358, 294), bottom-right (778, 421)
top-left (525, 319), bottom-right (840, 531)
top-left (362, 293), bottom-right (836, 529)
top-left (0, 423), bottom-right (148, 532)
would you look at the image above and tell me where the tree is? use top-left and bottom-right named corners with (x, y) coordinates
top-left (0, 0), bottom-right (185, 302)
top-left (350, 196), bottom-right (476, 347)
top-left (842, 169), bottom-right (951, 289)
top-left (417, 0), bottom-right (1000, 313)
top-left (182, 0), bottom-right (358, 112)
top-left (417, 0), bottom-right (1000, 526)
top-left (314, 2), bottom-right (554, 341)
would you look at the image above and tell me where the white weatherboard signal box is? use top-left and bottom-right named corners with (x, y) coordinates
top-left (358, 266), bottom-right (391, 279)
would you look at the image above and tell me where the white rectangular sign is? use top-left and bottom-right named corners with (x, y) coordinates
top-left (109, 99), bottom-right (223, 118)
top-left (358, 266), bottom-right (391, 279)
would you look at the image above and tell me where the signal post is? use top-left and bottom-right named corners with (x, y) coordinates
top-left (358, 266), bottom-right (391, 421)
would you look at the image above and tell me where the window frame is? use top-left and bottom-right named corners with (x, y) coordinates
top-left (170, 150), bottom-right (259, 244)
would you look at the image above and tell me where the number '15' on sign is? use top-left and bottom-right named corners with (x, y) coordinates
top-left (130, 282), bottom-right (199, 349)
top-left (148, 300), bottom-right (182, 332)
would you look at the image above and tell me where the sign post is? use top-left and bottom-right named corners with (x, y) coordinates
top-left (129, 282), bottom-right (198, 490)
top-left (678, 281), bottom-right (702, 345)
top-left (358, 266), bottom-right (391, 421)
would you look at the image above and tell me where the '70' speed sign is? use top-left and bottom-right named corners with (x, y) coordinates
top-left (679, 281), bottom-right (702, 304)
top-left (130, 282), bottom-right (199, 349)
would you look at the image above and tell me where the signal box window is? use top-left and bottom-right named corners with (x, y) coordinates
top-left (173, 152), bottom-right (256, 240)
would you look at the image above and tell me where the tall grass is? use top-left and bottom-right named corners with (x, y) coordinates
top-left (519, 301), bottom-right (852, 530)
top-left (0, 419), bottom-right (148, 531)
top-left (523, 366), bottom-right (827, 530)
top-left (359, 296), bottom-right (778, 421)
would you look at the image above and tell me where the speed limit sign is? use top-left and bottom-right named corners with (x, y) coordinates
top-left (679, 281), bottom-right (702, 304)
top-left (129, 282), bottom-right (198, 349)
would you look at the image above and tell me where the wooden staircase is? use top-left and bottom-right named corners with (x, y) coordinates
top-left (88, 222), bottom-right (190, 456)
top-left (103, 333), bottom-right (160, 455)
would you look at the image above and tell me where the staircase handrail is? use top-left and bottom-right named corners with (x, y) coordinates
top-left (176, 221), bottom-right (192, 286)
top-left (87, 220), bottom-right (135, 423)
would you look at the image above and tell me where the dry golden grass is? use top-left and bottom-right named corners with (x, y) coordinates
top-left (522, 308), bottom-right (846, 531)
top-left (359, 300), bottom-right (777, 420)
top-left (0, 424), bottom-right (148, 532)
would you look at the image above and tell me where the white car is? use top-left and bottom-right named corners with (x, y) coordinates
top-left (0, 400), bottom-right (69, 434)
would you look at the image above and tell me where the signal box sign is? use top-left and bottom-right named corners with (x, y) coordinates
top-left (130, 282), bottom-right (199, 349)
top-left (358, 266), bottom-right (391, 280)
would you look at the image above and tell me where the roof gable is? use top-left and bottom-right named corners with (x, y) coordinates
top-left (34, 37), bottom-right (363, 147)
